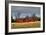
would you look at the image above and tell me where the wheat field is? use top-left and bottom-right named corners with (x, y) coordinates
top-left (11, 21), bottom-right (40, 29)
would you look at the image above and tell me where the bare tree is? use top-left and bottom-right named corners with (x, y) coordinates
top-left (32, 13), bottom-right (36, 17)
top-left (16, 12), bottom-right (21, 18)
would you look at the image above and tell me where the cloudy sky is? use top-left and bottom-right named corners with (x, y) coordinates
top-left (11, 6), bottom-right (40, 19)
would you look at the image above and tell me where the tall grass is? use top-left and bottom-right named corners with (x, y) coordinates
top-left (11, 21), bottom-right (40, 29)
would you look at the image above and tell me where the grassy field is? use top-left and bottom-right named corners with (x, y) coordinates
top-left (11, 21), bottom-right (40, 29)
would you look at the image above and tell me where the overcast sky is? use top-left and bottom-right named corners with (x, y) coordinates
top-left (11, 6), bottom-right (40, 19)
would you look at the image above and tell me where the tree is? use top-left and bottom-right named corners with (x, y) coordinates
top-left (25, 16), bottom-right (29, 19)
top-left (16, 12), bottom-right (21, 18)
top-left (32, 13), bottom-right (36, 17)
top-left (38, 17), bottom-right (40, 21)
top-left (11, 16), bottom-right (16, 22)
top-left (11, 16), bottom-right (14, 22)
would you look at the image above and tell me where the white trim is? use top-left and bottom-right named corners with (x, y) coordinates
top-left (8, 3), bottom-right (43, 32)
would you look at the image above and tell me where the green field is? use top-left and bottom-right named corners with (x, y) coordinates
top-left (11, 21), bottom-right (40, 29)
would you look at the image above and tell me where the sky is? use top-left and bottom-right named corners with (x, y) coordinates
top-left (11, 6), bottom-right (40, 19)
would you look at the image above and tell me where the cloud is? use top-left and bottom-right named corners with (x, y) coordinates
top-left (11, 6), bottom-right (40, 18)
